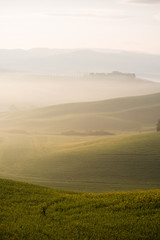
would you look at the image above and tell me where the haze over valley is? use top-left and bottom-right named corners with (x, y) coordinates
top-left (1, 0), bottom-right (160, 239)
top-left (1, 69), bottom-right (160, 111)
top-left (0, 49), bottom-right (160, 191)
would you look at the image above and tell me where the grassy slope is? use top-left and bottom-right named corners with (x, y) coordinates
top-left (1, 92), bottom-right (160, 132)
top-left (0, 178), bottom-right (160, 240)
top-left (0, 132), bottom-right (160, 192)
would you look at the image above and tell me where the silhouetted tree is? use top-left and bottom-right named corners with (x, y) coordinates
top-left (157, 120), bottom-right (160, 132)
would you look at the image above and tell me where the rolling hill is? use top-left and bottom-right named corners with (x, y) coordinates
top-left (0, 92), bottom-right (160, 133)
top-left (0, 132), bottom-right (160, 192)
top-left (0, 93), bottom-right (160, 191)
top-left (0, 178), bottom-right (160, 240)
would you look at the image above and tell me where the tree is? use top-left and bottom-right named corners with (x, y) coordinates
top-left (157, 120), bottom-right (160, 132)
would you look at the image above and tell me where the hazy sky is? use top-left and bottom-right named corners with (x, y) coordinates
top-left (0, 0), bottom-right (160, 54)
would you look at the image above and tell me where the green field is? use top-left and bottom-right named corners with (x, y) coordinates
top-left (0, 131), bottom-right (160, 192)
top-left (0, 179), bottom-right (160, 240)
top-left (0, 92), bottom-right (160, 239)
top-left (0, 92), bottom-right (160, 192)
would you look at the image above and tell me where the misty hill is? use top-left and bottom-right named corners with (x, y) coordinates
top-left (0, 49), bottom-right (160, 76)
top-left (0, 92), bottom-right (160, 133)
top-left (1, 72), bottom-right (160, 112)
top-left (27, 92), bottom-right (160, 116)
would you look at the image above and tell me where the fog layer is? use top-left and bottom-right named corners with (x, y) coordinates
top-left (1, 73), bottom-right (160, 111)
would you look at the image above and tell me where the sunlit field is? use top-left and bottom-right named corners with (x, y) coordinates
top-left (0, 131), bottom-right (160, 192)
top-left (1, 0), bottom-right (160, 238)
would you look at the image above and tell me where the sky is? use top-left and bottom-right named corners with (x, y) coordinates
top-left (0, 0), bottom-right (160, 54)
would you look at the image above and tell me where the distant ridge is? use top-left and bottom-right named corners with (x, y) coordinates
top-left (0, 48), bottom-right (160, 76)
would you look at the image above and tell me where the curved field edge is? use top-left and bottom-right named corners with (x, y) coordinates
top-left (0, 178), bottom-right (160, 240)
top-left (1, 92), bottom-right (160, 133)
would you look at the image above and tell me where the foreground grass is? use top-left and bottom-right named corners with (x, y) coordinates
top-left (0, 179), bottom-right (160, 240)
